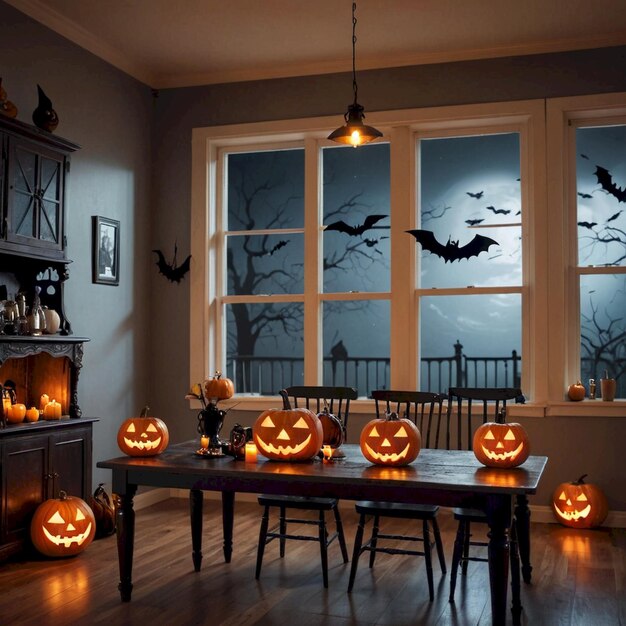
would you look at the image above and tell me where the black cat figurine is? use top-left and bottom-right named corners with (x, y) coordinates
top-left (32, 84), bottom-right (58, 132)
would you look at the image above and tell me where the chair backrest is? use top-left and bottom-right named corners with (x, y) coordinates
top-left (279, 386), bottom-right (358, 436)
top-left (371, 390), bottom-right (446, 449)
top-left (446, 387), bottom-right (524, 451)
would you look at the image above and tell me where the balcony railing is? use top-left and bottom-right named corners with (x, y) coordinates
top-left (227, 340), bottom-right (522, 397)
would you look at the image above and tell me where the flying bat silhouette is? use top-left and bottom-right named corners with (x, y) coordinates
top-left (325, 214), bottom-right (387, 236)
top-left (577, 221), bottom-right (597, 229)
top-left (465, 218), bottom-right (484, 226)
top-left (363, 236), bottom-right (388, 247)
top-left (152, 246), bottom-right (191, 283)
top-left (580, 153), bottom-right (590, 160)
top-left (265, 240), bottom-right (289, 256)
top-left (578, 192), bottom-right (593, 199)
top-left (607, 211), bottom-right (622, 223)
top-left (466, 191), bottom-right (484, 199)
top-left (486, 206), bottom-right (511, 215)
top-left (594, 166), bottom-right (626, 203)
top-left (406, 229), bottom-right (499, 263)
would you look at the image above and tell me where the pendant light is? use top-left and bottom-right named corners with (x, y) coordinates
top-left (328, 1), bottom-right (382, 147)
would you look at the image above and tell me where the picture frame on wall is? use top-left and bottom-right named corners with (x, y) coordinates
top-left (92, 216), bottom-right (120, 285)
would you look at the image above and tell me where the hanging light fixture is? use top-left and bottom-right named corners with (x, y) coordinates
top-left (328, 1), bottom-right (382, 147)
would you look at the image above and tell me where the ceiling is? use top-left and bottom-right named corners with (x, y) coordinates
top-left (7, 0), bottom-right (626, 89)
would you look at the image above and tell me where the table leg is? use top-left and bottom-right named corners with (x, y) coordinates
top-left (514, 494), bottom-right (532, 584)
top-left (485, 494), bottom-right (512, 626)
top-left (190, 489), bottom-right (203, 571)
top-left (222, 490), bottom-right (235, 563)
top-left (509, 517), bottom-right (522, 626)
top-left (113, 485), bottom-right (137, 602)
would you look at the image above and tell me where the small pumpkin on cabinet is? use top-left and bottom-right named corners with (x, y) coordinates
top-left (360, 412), bottom-right (421, 466)
top-left (30, 491), bottom-right (96, 557)
top-left (117, 406), bottom-right (169, 456)
top-left (552, 474), bottom-right (608, 529)
top-left (472, 412), bottom-right (530, 468)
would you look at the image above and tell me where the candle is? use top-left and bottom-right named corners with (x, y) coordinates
top-left (200, 435), bottom-right (210, 450)
top-left (40, 394), bottom-right (49, 411)
top-left (244, 442), bottom-right (258, 463)
top-left (2, 397), bottom-right (12, 419)
top-left (322, 445), bottom-right (333, 462)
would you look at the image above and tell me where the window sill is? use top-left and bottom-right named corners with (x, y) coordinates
top-left (545, 400), bottom-right (626, 417)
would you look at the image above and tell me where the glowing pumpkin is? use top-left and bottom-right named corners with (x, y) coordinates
top-left (253, 404), bottom-right (323, 462)
top-left (30, 491), bottom-right (96, 557)
top-left (203, 371), bottom-right (235, 402)
top-left (567, 381), bottom-right (586, 401)
top-left (360, 412), bottom-right (421, 466)
top-left (117, 406), bottom-right (169, 457)
top-left (317, 406), bottom-right (344, 448)
top-left (552, 474), bottom-right (608, 529)
top-left (472, 414), bottom-right (530, 468)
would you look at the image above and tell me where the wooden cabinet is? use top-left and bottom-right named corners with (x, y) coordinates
top-left (0, 115), bottom-right (79, 262)
top-left (0, 419), bottom-right (95, 560)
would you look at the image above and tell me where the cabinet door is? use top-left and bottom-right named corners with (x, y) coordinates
top-left (49, 426), bottom-right (92, 501)
top-left (0, 434), bottom-right (48, 546)
top-left (6, 136), bottom-right (65, 255)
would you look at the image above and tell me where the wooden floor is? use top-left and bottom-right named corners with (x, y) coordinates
top-left (0, 498), bottom-right (624, 625)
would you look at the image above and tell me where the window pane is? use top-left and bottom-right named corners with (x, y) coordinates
top-left (322, 300), bottom-right (390, 397)
top-left (322, 143), bottom-right (390, 293)
top-left (576, 125), bottom-right (626, 267)
top-left (226, 233), bottom-right (303, 295)
top-left (580, 274), bottom-right (626, 398)
top-left (418, 133), bottom-right (522, 288)
top-left (225, 302), bottom-right (304, 395)
top-left (227, 149), bottom-right (304, 230)
top-left (420, 294), bottom-right (521, 393)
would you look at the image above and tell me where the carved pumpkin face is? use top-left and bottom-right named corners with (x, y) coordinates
top-left (204, 371), bottom-right (235, 402)
top-left (552, 475), bottom-right (608, 529)
top-left (253, 407), bottom-right (323, 461)
top-left (30, 491), bottom-right (96, 557)
top-left (472, 421), bottom-right (530, 468)
top-left (117, 407), bottom-right (169, 457)
top-left (360, 413), bottom-right (421, 466)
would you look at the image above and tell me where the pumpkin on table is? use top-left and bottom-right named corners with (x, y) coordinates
top-left (30, 491), bottom-right (96, 557)
top-left (360, 412), bottom-right (421, 466)
top-left (117, 406), bottom-right (169, 456)
top-left (552, 474), bottom-right (608, 529)
top-left (317, 405), bottom-right (344, 449)
top-left (472, 412), bottom-right (530, 469)
top-left (253, 398), bottom-right (323, 462)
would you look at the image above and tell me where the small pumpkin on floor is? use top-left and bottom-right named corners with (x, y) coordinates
top-left (89, 483), bottom-right (116, 538)
top-left (552, 474), bottom-right (608, 529)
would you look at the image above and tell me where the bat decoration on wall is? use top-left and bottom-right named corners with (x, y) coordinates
top-left (594, 166), bottom-right (626, 203)
top-left (578, 192), bottom-right (593, 199)
top-left (465, 218), bottom-right (484, 226)
top-left (152, 244), bottom-right (191, 283)
top-left (577, 221), bottom-right (597, 229)
top-left (486, 206), bottom-right (511, 215)
top-left (607, 211), bottom-right (622, 223)
top-left (580, 153), bottom-right (590, 160)
top-left (325, 214), bottom-right (387, 237)
top-left (406, 229), bottom-right (499, 263)
top-left (466, 191), bottom-right (484, 199)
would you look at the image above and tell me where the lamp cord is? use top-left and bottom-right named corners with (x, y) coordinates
top-left (352, 1), bottom-right (358, 106)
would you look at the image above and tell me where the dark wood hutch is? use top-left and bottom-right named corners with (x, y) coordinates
top-left (0, 115), bottom-right (94, 561)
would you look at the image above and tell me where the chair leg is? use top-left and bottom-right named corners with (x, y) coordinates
top-left (348, 513), bottom-right (367, 592)
top-left (423, 520), bottom-right (434, 601)
top-left (449, 519), bottom-right (465, 602)
top-left (369, 514), bottom-right (380, 568)
top-left (461, 520), bottom-right (471, 576)
top-left (432, 516), bottom-right (447, 574)
top-left (333, 504), bottom-right (349, 563)
top-left (279, 505), bottom-right (286, 558)
top-left (318, 510), bottom-right (329, 588)
top-left (256, 505), bottom-right (270, 580)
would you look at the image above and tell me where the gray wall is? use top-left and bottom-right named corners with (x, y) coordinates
top-left (2, 0), bottom-right (625, 511)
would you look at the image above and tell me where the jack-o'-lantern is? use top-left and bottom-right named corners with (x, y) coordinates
top-left (253, 401), bottom-right (323, 462)
top-left (360, 412), bottom-right (421, 466)
top-left (89, 483), bottom-right (116, 539)
top-left (30, 491), bottom-right (96, 557)
top-left (317, 406), bottom-right (344, 449)
top-left (203, 371), bottom-right (234, 402)
top-left (567, 381), bottom-right (586, 401)
top-left (117, 406), bottom-right (169, 456)
top-left (552, 474), bottom-right (608, 529)
top-left (472, 412), bottom-right (530, 468)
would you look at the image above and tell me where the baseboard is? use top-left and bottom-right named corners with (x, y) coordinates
top-left (158, 490), bottom-right (626, 528)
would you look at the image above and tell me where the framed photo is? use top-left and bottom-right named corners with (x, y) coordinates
top-left (92, 216), bottom-right (120, 285)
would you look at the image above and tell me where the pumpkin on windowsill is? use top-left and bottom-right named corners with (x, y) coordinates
top-left (552, 474), bottom-right (608, 529)
top-left (203, 371), bottom-right (235, 403)
top-left (253, 395), bottom-right (323, 462)
top-left (360, 412), bottom-right (421, 466)
top-left (117, 406), bottom-right (169, 457)
top-left (472, 411), bottom-right (530, 469)
top-left (567, 381), bottom-right (586, 402)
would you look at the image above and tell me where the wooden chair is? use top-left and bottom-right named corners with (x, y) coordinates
top-left (255, 385), bottom-right (358, 588)
top-left (446, 386), bottom-right (525, 602)
top-left (347, 390), bottom-right (447, 600)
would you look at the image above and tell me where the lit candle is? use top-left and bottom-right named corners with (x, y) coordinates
top-left (200, 435), bottom-right (209, 450)
top-left (244, 442), bottom-right (258, 463)
top-left (322, 445), bottom-right (333, 462)
top-left (2, 397), bottom-right (12, 419)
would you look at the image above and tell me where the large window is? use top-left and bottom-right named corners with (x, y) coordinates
top-left (192, 94), bottom-right (626, 408)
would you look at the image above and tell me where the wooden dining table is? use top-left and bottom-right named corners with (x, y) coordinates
top-left (98, 442), bottom-right (547, 626)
